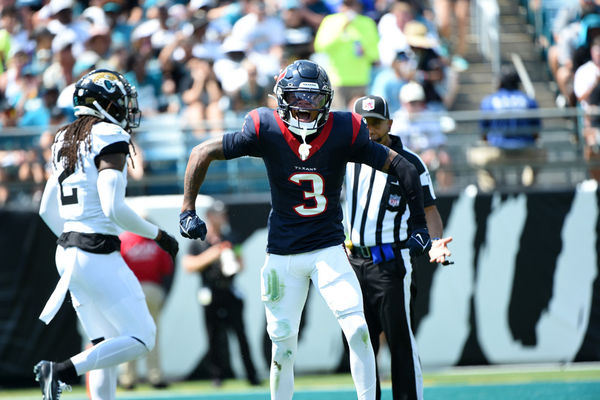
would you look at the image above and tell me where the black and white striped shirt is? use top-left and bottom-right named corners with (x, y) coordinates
top-left (344, 136), bottom-right (436, 247)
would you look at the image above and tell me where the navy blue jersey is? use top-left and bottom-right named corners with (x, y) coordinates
top-left (223, 107), bottom-right (389, 255)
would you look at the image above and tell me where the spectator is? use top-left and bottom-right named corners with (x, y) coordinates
top-left (402, 20), bottom-right (450, 111)
top-left (548, 2), bottom-right (600, 107)
top-left (181, 55), bottom-right (224, 137)
top-left (55, 50), bottom-right (100, 119)
top-left (42, 28), bottom-right (76, 92)
top-left (376, 1), bottom-right (415, 68)
top-left (575, 34), bottom-right (600, 108)
top-left (212, 35), bottom-right (249, 96)
top-left (370, 50), bottom-right (411, 115)
top-left (229, 0), bottom-right (286, 83)
top-left (575, 35), bottom-right (600, 179)
top-left (281, 0), bottom-right (327, 38)
top-left (206, 0), bottom-right (253, 34)
top-left (12, 62), bottom-right (40, 122)
top-left (0, 6), bottom-right (17, 74)
top-left (10, 3), bottom-right (37, 59)
top-left (19, 84), bottom-right (59, 128)
top-left (80, 5), bottom-right (109, 29)
top-left (230, 58), bottom-right (269, 115)
top-left (432, 0), bottom-right (470, 72)
top-left (281, 0), bottom-right (326, 65)
top-left (40, 0), bottom-right (88, 55)
top-left (124, 51), bottom-right (165, 117)
top-left (392, 80), bottom-right (454, 190)
top-left (469, 64), bottom-right (544, 191)
top-left (182, 200), bottom-right (261, 387)
top-left (117, 229), bottom-right (175, 390)
top-left (84, 24), bottom-right (112, 62)
top-left (0, 43), bottom-right (32, 112)
top-left (146, 1), bottom-right (178, 53)
top-left (102, 1), bottom-right (134, 51)
top-left (314, 0), bottom-right (379, 110)
top-left (30, 27), bottom-right (54, 76)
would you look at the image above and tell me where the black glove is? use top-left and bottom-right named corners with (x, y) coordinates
top-left (406, 227), bottom-right (432, 258)
top-left (155, 229), bottom-right (179, 260)
top-left (179, 210), bottom-right (207, 240)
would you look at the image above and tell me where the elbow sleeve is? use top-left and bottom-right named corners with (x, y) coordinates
top-left (97, 168), bottom-right (159, 239)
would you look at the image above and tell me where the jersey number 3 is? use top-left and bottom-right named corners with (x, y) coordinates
top-left (58, 168), bottom-right (78, 205)
top-left (289, 173), bottom-right (327, 216)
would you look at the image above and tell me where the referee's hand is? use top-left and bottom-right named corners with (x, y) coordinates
top-left (429, 237), bottom-right (453, 265)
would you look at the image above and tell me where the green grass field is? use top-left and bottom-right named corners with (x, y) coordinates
top-left (4, 362), bottom-right (600, 399)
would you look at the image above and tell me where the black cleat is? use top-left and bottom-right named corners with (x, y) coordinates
top-left (33, 361), bottom-right (71, 400)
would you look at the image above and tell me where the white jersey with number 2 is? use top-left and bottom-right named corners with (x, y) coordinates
top-left (52, 121), bottom-right (130, 236)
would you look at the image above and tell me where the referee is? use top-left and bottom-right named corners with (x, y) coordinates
top-left (345, 95), bottom-right (452, 400)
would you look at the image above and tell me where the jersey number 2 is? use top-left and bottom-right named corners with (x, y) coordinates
top-left (58, 169), bottom-right (78, 205)
top-left (289, 173), bottom-right (327, 216)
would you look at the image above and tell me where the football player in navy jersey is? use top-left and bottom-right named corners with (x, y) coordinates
top-left (35, 69), bottom-right (179, 400)
top-left (179, 59), bottom-right (431, 400)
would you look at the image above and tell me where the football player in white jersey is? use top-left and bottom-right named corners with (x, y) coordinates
top-left (35, 69), bottom-right (179, 400)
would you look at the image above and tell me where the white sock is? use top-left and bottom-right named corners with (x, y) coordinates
top-left (270, 335), bottom-right (298, 400)
top-left (71, 336), bottom-right (148, 375)
top-left (338, 312), bottom-right (376, 400)
top-left (87, 366), bottom-right (117, 400)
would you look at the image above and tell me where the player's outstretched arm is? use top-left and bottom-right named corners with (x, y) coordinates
top-left (97, 153), bottom-right (179, 257)
top-left (181, 136), bottom-right (226, 212)
top-left (97, 153), bottom-right (160, 239)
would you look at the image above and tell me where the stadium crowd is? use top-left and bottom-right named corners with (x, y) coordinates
top-left (0, 0), bottom-right (470, 206)
top-left (1, 0), bottom-right (599, 205)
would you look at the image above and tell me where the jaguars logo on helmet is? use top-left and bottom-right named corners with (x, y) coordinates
top-left (274, 59), bottom-right (333, 136)
top-left (73, 69), bottom-right (141, 130)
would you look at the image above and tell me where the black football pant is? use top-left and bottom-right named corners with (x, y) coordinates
top-left (204, 290), bottom-right (258, 382)
top-left (349, 251), bottom-right (420, 400)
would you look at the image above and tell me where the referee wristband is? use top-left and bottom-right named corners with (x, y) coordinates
top-left (432, 237), bottom-right (441, 241)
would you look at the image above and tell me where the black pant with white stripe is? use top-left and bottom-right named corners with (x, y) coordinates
top-left (349, 248), bottom-right (422, 400)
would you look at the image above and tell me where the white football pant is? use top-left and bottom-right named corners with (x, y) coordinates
top-left (55, 246), bottom-right (156, 400)
top-left (261, 244), bottom-right (376, 400)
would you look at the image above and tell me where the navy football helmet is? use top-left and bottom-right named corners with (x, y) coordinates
top-left (274, 60), bottom-right (333, 135)
top-left (73, 69), bottom-right (141, 130)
